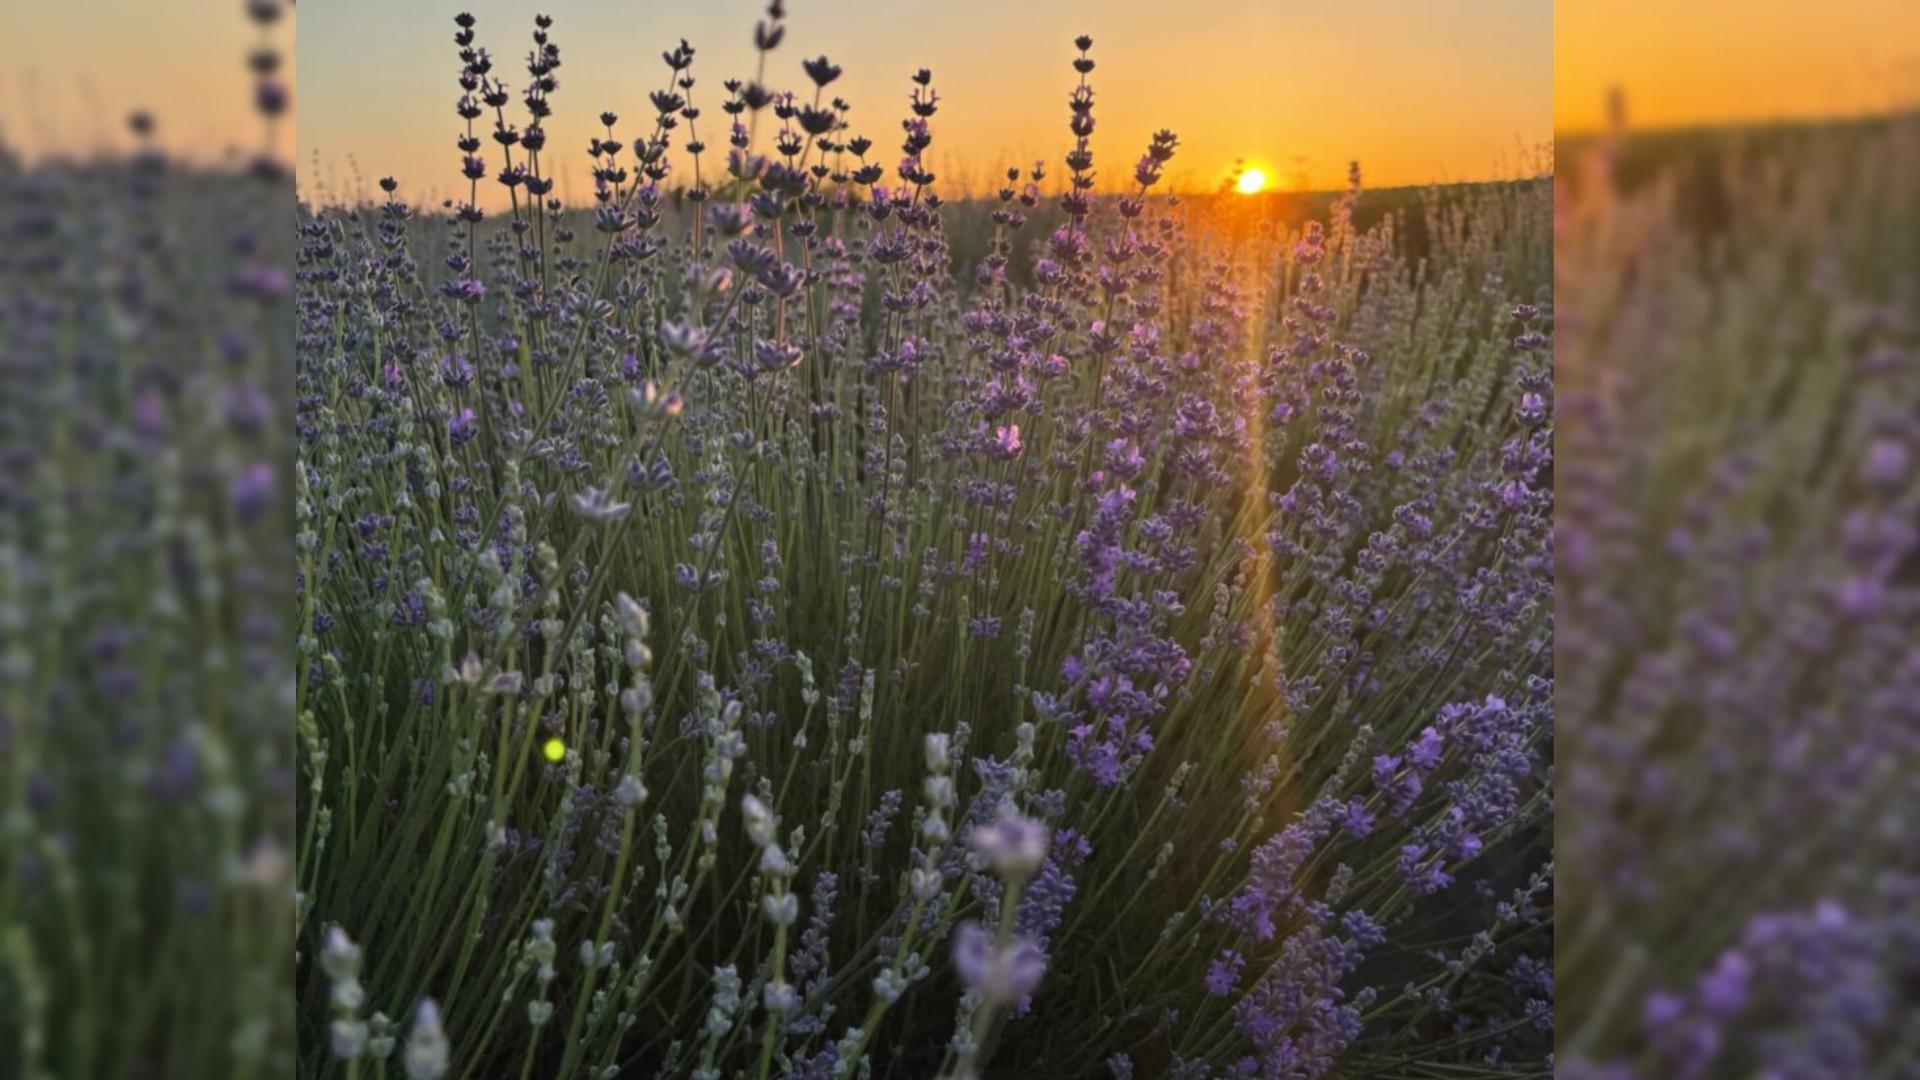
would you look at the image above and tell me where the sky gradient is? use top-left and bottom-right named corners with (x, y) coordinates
top-left (1556, 0), bottom-right (1920, 132)
top-left (297, 0), bottom-right (1551, 207)
top-left (13, 3), bottom-right (1914, 200)
top-left (0, 0), bottom-right (294, 163)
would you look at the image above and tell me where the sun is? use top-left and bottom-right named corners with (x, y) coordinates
top-left (1235, 167), bottom-right (1268, 195)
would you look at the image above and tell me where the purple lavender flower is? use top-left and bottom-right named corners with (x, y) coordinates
top-left (952, 922), bottom-right (1047, 1006)
top-left (448, 407), bottom-right (478, 445)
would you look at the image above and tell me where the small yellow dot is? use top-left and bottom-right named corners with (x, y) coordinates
top-left (542, 737), bottom-right (566, 763)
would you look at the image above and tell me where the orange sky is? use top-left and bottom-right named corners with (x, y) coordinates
top-left (0, 0), bottom-right (294, 164)
top-left (1557, 0), bottom-right (1920, 132)
top-left (17, 3), bottom-right (1913, 201)
top-left (297, 0), bottom-right (1550, 208)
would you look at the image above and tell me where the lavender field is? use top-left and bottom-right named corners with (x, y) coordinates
top-left (0, 2), bottom-right (296, 1075)
top-left (290, 7), bottom-right (1552, 1077)
top-left (7, 0), bottom-right (1920, 1076)
top-left (1556, 110), bottom-right (1920, 1078)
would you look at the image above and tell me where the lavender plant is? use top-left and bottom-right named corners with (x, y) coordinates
top-left (294, 7), bottom-right (1553, 1076)
top-left (1556, 106), bottom-right (1920, 1076)
top-left (0, 1), bottom-right (296, 1076)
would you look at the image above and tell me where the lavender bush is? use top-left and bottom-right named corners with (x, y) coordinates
top-left (0, 1), bottom-right (296, 1076)
top-left (1556, 106), bottom-right (1920, 1075)
top-left (294, 7), bottom-right (1553, 1076)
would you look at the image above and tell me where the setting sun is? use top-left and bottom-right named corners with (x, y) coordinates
top-left (1235, 167), bottom-right (1268, 195)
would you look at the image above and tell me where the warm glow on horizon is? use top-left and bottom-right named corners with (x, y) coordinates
top-left (299, 0), bottom-right (1549, 209)
top-left (0, 0), bottom-right (295, 165)
top-left (1234, 167), bottom-right (1268, 195)
top-left (1557, 0), bottom-right (1920, 132)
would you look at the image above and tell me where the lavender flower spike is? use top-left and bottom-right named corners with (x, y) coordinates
top-left (952, 922), bottom-right (1048, 1007)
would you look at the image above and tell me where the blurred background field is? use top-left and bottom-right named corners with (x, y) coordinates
top-left (0, 2), bottom-right (296, 1077)
top-left (1555, 1), bottom-right (1920, 1071)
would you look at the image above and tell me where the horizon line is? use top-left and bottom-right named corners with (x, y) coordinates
top-left (293, 167), bottom-right (1553, 212)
